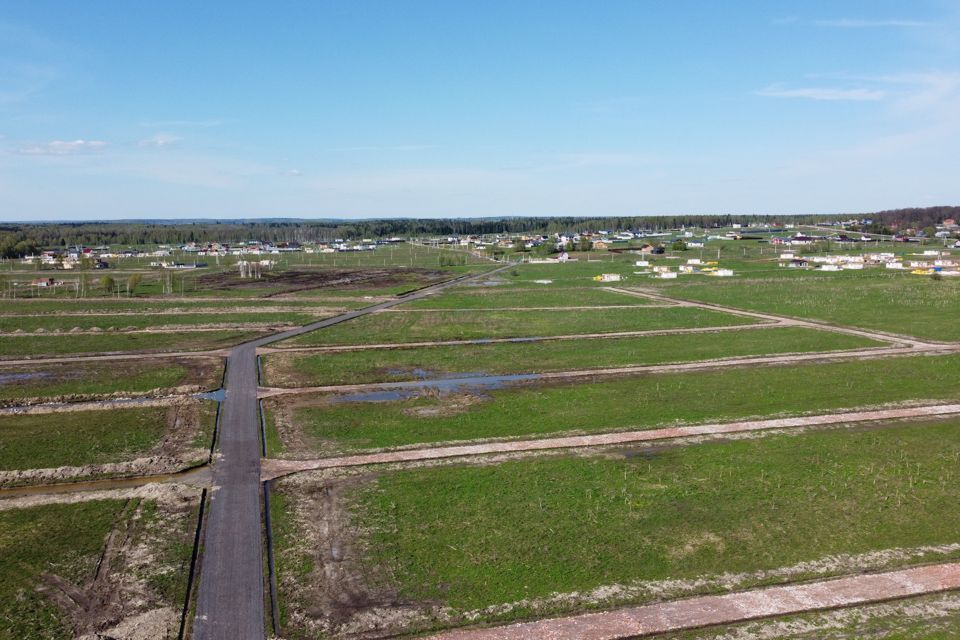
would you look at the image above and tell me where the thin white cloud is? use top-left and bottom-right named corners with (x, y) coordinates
top-left (814, 18), bottom-right (931, 28)
top-left (19, 139), bottom-right (107, 155)
top-left (138, 119), bottom-right (223, 128)
top-left (138, 133), bottom-right (181, 147)
top-left (757, 84), bottom-right (885, 101)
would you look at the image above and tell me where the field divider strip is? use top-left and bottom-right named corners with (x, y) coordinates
top-left (424, 563), bottom-right (960, 640)
top-left (260, 402), bottom-right (960, 479)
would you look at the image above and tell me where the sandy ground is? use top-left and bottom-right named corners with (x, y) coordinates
top-left (261, 402), bottom-right (960, 479)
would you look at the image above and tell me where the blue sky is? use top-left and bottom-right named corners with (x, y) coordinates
top-left (1, 0), bottom-right (959, 220)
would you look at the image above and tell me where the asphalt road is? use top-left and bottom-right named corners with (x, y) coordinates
top-left (192, 265), bottom-right (507, 640)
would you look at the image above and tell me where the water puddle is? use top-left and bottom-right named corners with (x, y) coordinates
top-left (0, 372), bottom-right (51, 385)
top-left (332, 373), bottom-right (540, 403)
top-left (196, 388), bottom-right (226, 402)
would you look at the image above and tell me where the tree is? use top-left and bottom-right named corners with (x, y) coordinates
top-left (126, 273), bottom-right (143, 296)
top-left (671, 239), bottom-right (687, 251)
top-left (100, 276), bottom-right (115, 294)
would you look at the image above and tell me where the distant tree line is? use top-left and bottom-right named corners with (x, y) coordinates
top-left (1, 206), bottom-right (958, 257)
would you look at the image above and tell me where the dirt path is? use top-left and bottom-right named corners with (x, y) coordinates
top-left (605, 287), bottom-right (943, 348)
top-left (0, 395), bottom-right (192, 415)
top-left (378, 304), bottom-right (674, 311)
top-left (425, 563), bottom-right (960, 640)
top-left (257, 343), bottom-right (957, 398)
top-left (260, 402), bottom-right (960, 479)
top-left (257, 322), bottom-right (787, 354)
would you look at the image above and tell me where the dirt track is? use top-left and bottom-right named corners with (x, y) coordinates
top-left (425, 563), bottom-right (960, 640)
top-left (260, 402), bottom-right (960, 479)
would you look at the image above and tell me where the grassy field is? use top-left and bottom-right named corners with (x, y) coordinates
top-left (0, 329), bottom-right (261, 357)
top-left (279, 307), bottom-right (756, 346)
top-left (0, 496), bottom-right (199, 639)
top-left (275, 352), bottom-right (960, 453)
top-left (0, 402), bottom-right (217, 472)
top-left (651, 271), bottom-right (960, 341)
top-left (262, 327), bottom-right (884, 387)
top-left (0, 500), bottom-right (127, 639)
top-left (341, 419), bottom-right (960, 626)
top-left (398, 285), bottom-right (649, 309)
top-left (0, 357), bottom-right (223, 402)
top-left (0, 311), bottom-right (323, 332)
top-left (0, 298), bottom-right (359, 314)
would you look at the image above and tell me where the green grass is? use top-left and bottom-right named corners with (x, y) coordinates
top-left (399, 286), bottom-right (648, 309)
top-left (0, 500), bottom-right (126, 640)
top-left (350, 420), bottom-right (960, 624)
top-left (285, 352), bottom-right (960, 453)
top-left (653, 271), bottom-right (960, 341)
top-left (0, 329), bottom-right (260, 357)
top-left (0, 358), bottom-right (223, 401)
top-left (0, 311), bottom-right (322, 332)
top-left (0, 406), bottom-right (168, 471)
top-left (269, 490), bottom-right (310, 630)
top-left (263, 327), bottom-right (884, 386)
top-left (281, 307), bottom-right (756, 346)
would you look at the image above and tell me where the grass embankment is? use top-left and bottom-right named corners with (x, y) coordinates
top-left (283, 353), bottom-right (960, 453)
top-left (657, 274), bottom-right (960, 341)
top-left (281, 307), bottom-right (756, 347)
top-left (263, 327), bottom-right (883, 386)
top-left (399, 286), bottom-right (648, 309)
top-left (351, 420), bottom-right (960, 623)
top-left (0, 357), bottom-right (223, 401)
top-left (0, 330), bottom-right (260, 357)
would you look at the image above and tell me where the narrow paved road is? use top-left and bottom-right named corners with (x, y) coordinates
top-left (192, 266), bottom-right (506, 640)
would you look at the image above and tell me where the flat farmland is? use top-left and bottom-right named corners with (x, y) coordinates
top-left (261, 326), bottom-right (884, 387)
top-left (0, 329), bottom-right (262, 357)
top-left (270, 418), bottom-right (960, 636)
top-left (0, 491), bottom-right (201, 639)
top-left (277, 306), bottom-right (758, 347)
top-left (264, 352), bottom-right (960, 455)
top-left (0, 356), bottom-right (223, 403)
top-left (652, 271), bottom-right (960, 341)
top-left (398, 285), bottom-right (650, 309)
top-left (0, 400), bottom-right (217, 485)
